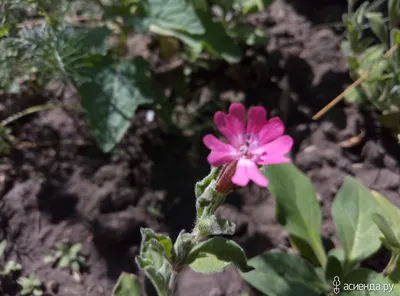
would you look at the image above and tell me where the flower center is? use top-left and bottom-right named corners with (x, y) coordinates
top-left (239, 133), bottom-right (259, 157)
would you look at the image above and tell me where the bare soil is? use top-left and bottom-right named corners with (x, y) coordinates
top-left (2, 0), bottom-right (400, 296)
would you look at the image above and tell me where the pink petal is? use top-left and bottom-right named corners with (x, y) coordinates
top-left (258, 117), bottom-right (285, 145)
top-left (207, 150), bottom-right (237, 167)
top-left (252, 135), bottom-right (293, 156)
top-left (246, 106), bottom-right (267, 135)
top-left (203, 134), bottom-right (239, 166)
top-left (232, 159), bottom-right (268, 187)
top-left (232, 159), bottom-right (250, 186)
top-left (214, 112), bottom-right (245, 148)
top-left (229, 103), bottom-right (246, 126)
top-left (203, 134), bottom-right (233, 151)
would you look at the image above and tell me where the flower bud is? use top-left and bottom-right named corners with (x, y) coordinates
top-left (215, 160), bottom-right (238, 195)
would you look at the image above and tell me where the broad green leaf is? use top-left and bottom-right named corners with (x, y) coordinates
top-left (189, 253), bottom-right (231, 273)
top-left (340, 268), bottom-right (396, 295)
top-left (332, 176), bottom-right (382, 265)
top-left (186, 237), bottom-right (253, 273)
top-left (263, 163), bottom-right (327, 266)
top-left (194, 10), bottom-right (242, 63)
top-left (150, 15), bottom-right (242, 63)
top-left (366, 13), bottom-right (388, 45)
top-left (373, 213), bottom-right (400, 249)
top-left (240, 251), bottom-right (329, 296)
top-left (112, 272), bottom-right (142, 296)
top-left (0, 240), bottom-right (6, 258)
top-left (147, 0), bottom-right (204, 34)
top-left (79, 57), bottom-right (152, 152)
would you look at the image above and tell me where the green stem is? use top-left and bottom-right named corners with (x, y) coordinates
top-left (166, 270), bottom-right (177, 296)
top-left (382, 253), bottom-right (399, 277)
top-left (1, 104), bottom-right (81, 126)
top-left (313, 236), bottom-right (328, 268)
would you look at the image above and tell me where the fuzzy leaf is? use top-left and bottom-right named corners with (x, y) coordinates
top-left (263, 163), bottom-right (326, 266)
top-left (332, 176), bottom-right (382, 265)
top-left (189, 253), bottom-right (231, 273)
top-left (197, 214), bottom-right (235, 236)
top-left (79, 57), bottom-right (152, 152)
top-left (187, 237), bottom-right (253, 273)
top-left (112, 272), bottom-right (142, 296)
top-left (240, 251), bottom-right (328, 296)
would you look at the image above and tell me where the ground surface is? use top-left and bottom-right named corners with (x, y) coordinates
top-left (1, 0), bottom-right (400, 295)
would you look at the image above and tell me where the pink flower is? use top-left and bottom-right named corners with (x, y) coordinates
top-left (203, 103), bottom-right (293, 188)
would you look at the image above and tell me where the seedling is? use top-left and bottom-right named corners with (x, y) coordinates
top-left (17, 274), bottom-right (43, 296)
top-left (0, 240), bottom-right (22, 276)
top-left (44, 242), bottom-right (85, 273)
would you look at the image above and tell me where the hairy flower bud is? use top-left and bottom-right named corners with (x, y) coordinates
top-left (216, 160), bottom-right (238, 195)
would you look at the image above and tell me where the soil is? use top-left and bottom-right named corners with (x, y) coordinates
top-left (1, 0), bottom-right (400, 296)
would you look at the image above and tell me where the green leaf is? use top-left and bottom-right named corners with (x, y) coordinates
top-left (136, 256), bottom-right (170, 296)
top-left (240, 251), bottom-right (328, 296)
top-left (136, 228), bottom-right (173, 296)
top-left (373, 213), bottom-right (400, 249)
top-left (112, 272), bottom-right (142, 296)
top-left (233, 0), bottom-right (273, 15)
top-left (389, 0), bottom-right (400, 28)
top-left (332, 176), bottom-right (382, 265)
top-left (371, 191), bottom-right (400, 250)
top-left (379, 112), bottom-right (400, 129)
top-left (358, 45), bottom-right (385, 72)
top-left (325, 249), bottom-right (344, 282)
top-left (195, 166), bottom-right (220, 198)
top-left (186, 237), bottom-right (253, 273)
top-left (193, 10), bottom-right (242, 63)
top-left (69, 243), bottom-right (82, 255)
top-left (197, 214), bottom-right (235, 236)
top-left (0, 240), bottom-right (6, 258)
top-left (79, 57), bottom-right (153, 153)
top-left (58, 256), bottom-right (70, 268)
top-left (263, 163), bottom-right (326, 266)
top-left (171, 230), bottom-right (194, 265)
top-left (140, 228), bottom-right (173, 260)
top-left (340, 268), bottom-right (396, 295)
top-left (366, 12), bottom-right (388, 45)
top-left (228, 25), bottom-right (269, 46)
top-left (344, 86), bottom-right (367, 103)
top-left (147, 0), bottom-right (204, 34)
top-left (189, 253), bottom-right (231, 273)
